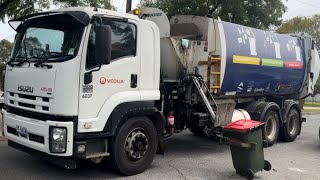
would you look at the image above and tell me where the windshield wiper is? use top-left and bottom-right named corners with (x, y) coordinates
top-left (34, 55), bottom-right (72, 68)
top-left (14, 56), bottom-right (46, 67)
top-left (7, 56), bottom-right (25, 66)
top-left (34, 57), bottom-right (51, 68)
top-left (7, 58), bottom-right (15, 65)
top-left (34, 44), bottom-right (53, 68)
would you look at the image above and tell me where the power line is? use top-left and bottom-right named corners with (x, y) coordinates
top-left (285, 2), bottom-right (309, 19)
top-left (292, 0), bottom-right (320, 9)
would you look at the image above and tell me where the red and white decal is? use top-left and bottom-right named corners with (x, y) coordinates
top-left (100, 77), bottom-right (124, 85)
top-left (41, 87), bottom-right (53, 92)
top-left (285, 61), bottom-right (303, 69)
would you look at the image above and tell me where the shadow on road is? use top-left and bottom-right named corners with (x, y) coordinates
top-left (0, 131), bottom-right (232, 179)
top-left (165, 132), bottom-right (229, 155)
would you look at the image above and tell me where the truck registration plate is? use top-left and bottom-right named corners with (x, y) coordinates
top-left (16, 126), bottom-right (28, 138)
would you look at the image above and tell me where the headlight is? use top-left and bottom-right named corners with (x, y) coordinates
top-left (49, 127), bottom-right (67, 153)
top-left (51, 128), bottom-right (66, 142)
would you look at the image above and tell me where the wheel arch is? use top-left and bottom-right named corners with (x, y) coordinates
top-left (103, 101), bottom-right (166, 154)
top-left (103, 101), bottom-right (165, 135)
top-left (282, 100), bottom-right (302, 124)
top-left (244, 101), bottom-right (282, 124)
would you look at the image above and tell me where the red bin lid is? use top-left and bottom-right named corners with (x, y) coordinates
top-left (224, 120), bottom-right (262, 132)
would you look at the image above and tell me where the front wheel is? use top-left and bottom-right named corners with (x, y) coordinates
top-left (109, 117), bottom-right (158, 175)
top-left (262, 110), bottom-right (280, 147)
top-left (280, 108), bottom-right (301, 142)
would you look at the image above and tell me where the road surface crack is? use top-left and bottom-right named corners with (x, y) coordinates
top-left (168, 159), bottom-right (187, 180)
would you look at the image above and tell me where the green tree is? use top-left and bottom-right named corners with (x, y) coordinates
top-left (0, 39), bottom-right (13, 63)
top-left (277, 15), bottom-right (320, 93)
top-left (139, 0), bottom-right (287, 29)
top-left (277, 15), bottom-right (320, 46)
top-left (0, 0), bottom-right (114, 21)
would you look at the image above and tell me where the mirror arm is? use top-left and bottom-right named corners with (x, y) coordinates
top-left (91, 64), bottom-right (101, 73)
top-left (84, 64), bottom-right (102, 84)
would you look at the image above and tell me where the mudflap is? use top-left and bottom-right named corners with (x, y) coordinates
top-left (156, 133), bottom-right (165, 154)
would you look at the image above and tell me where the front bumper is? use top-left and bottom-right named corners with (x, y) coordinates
top-left (8, 140), bottom-right (77, 169)
top-left (2, 109), bottom-right (74, 156)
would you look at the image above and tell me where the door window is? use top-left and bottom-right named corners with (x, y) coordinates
top-left (86, 18), bottom-right (137, 69)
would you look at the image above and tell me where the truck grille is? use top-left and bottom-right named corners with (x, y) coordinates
top-left (7, 92), bottom-right (51, 113)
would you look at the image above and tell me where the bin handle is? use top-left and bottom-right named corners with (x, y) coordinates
top-left (224, 137), bottom-right (257, 151)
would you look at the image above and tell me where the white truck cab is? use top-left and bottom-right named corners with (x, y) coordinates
top-left (3, 7), bottom-right (162, 175)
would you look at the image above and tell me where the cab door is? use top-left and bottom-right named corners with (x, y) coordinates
top-left (78, 17), bottom-right (140, 132)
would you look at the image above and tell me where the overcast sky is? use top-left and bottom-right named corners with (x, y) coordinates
top-left (0, 0), bottom-right (319, 41)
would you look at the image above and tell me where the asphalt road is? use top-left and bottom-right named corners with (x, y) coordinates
top-left (0, 114), bottom-right (320, 180)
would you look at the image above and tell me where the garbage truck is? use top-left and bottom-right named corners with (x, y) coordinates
top-left (2, 7), bottom-right (320, 175)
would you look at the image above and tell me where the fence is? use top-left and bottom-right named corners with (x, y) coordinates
top-left (306, 94), bottom-right (320, 102)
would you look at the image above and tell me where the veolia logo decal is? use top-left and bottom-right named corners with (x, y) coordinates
top-left (100, 77), bottom-right (124, 85)
top-left (18, 85), bottom-right (34, 93)
top-left (100, 77), bottom-right (107, 85)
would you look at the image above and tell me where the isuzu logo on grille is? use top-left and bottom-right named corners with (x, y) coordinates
top-left (18, 85), bottom-right (34, 93)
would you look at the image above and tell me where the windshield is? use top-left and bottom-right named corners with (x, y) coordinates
top-left (12, 14), bottom-right (85, 62)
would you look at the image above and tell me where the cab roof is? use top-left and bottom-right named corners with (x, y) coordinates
top-left (9, 7), bottom-right (140, 30)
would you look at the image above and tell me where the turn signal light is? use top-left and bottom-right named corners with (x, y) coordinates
top-left (133, 9), bottom-right (140, 15)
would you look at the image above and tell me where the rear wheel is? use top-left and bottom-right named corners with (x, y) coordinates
top-left (262, 110), bottom-right (280, 147)
top-left (280, 108), bottom-right (301, 142)
top-left (109, 117), bottom-right (157, 175)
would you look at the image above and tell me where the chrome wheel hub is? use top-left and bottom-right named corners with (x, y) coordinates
top-left (125, 128), bottom-right (148, 161)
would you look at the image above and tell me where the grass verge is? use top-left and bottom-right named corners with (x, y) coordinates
top-left (304, 101), bottom-right (320, 107)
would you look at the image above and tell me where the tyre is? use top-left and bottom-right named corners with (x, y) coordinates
top-left (188, 125), bottom-right (205, 136)
top-left (262, 110), bottom-right (280, 147)
top-left (245, 169), bottom-right (255, 180)
top-left (264, 160), bottom-right (272, 171)
top-left (280, 108), bottom-right (301, 142)
top-left (109, 116), bottom-right (158, 175)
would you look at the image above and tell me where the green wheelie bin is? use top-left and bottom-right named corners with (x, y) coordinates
top-left (224, 120), bottom-right (271, 180)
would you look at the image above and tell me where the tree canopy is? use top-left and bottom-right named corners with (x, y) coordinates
top-left (0, 39), bottom-right (13, 63)
top-left (139, 0), bottom-right (287, 29)
top-left (277, 15), bottom-right (320, 46)
top-left (0, 0), bottom-right (114, 22)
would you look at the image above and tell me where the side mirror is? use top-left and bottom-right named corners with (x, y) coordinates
top-left (95, 25), bottom-right (112, 65)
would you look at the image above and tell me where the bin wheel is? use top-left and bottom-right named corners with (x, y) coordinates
top-left (245, 169), bottom-right (255, 180)
top-left (264, 160), bottom-right (272, 171)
